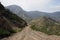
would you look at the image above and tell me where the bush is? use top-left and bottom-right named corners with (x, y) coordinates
top-left (0, 28), bottom-right (10, 39)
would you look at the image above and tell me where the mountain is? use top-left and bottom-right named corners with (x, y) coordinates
top-left (6, 5), bottom-right (60, 23)
top-left (6, 5), bottom-right (24, 14)
top-left (48, 12), bottom-right (60, 22)
top-left (27, 11), bottom-right (48, 19)
top-left (6, 5), bottom-right (49, 19)
top-left (6, 5), bottom-right (32, 23)
top-left (31, 16), bottom-right (60, 35)
top-left (0, 3), bottom-right (27, 39)
top-left (6, 5), bottom-right (48, 19)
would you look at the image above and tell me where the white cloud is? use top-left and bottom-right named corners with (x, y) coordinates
top-left (1, 0), bottom-right (20, 6)
top-left (1, 0), bottom-right (60, 12)
top-left (1, 0), bottom-right (51, 11)
top-left (18, 0), bottom-right (51, 11)
top-left (45, 5), bottom-right (60, 13)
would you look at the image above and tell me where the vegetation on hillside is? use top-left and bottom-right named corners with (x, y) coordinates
top-left (0, 3), bottom-right (27, 39)
top-left (31, 16), bottom-right (60, 36)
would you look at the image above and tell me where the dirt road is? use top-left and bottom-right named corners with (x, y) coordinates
top-left (1, 25), bottom-right (60, 40)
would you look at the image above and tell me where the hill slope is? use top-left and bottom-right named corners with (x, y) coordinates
top-left (31, 16), bottom-right (60, 35)
top-left (0, 3), bottom-right (27, 39)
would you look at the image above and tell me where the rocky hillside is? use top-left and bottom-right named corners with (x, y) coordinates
top-left (0, 3), bottom-right (27, 39)
top-left (31, 16), bottom-right (60, 35)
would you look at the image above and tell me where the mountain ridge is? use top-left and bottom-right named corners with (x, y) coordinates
top-left (6, 5), bottom-right (60, 22)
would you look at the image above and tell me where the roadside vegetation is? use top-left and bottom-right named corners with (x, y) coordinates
top-left (31, 16), bottom-right (60, 36)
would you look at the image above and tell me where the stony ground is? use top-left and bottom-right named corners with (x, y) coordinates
top-left (1, 25), bottom-right (60, 40)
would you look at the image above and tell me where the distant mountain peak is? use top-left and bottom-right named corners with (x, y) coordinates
top-left (6, 5), bottom-right (24, 14)
top-left (6, 5), bottom-right (23, 10)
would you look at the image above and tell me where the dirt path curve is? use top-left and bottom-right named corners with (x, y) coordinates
top-left (1, 25), bottom-right (60, 40)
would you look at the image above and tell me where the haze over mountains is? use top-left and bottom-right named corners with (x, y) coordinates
top-left (6, 5), bottom-right (60, 22)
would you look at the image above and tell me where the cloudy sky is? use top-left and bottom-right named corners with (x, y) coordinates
top-left (1, 0), bottom-right (60, 12)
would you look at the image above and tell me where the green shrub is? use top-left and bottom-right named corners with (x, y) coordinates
top-left (10, 28), bottom-right (22, 33)
top-left (0, 28), bottom-right (10, 36)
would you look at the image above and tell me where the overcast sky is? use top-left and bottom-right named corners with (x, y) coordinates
top-left (1, 0), bottom-right (60, 12)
